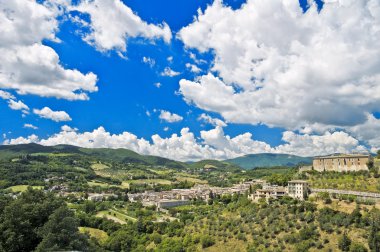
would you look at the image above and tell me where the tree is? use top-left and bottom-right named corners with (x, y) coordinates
top-left (83, 200), bottom-right (96, 214)
top-left (156, 237), bottom-right (183, 252)
top-left (137, 217), bottom-right (146, 233)
top-left (369, 216), bottom-right (380, 252)
top-left (35, 206), bottom-right (88, 252)
top-left (201, 235), bottom-right (215, 248)
top-left (349, 242), bottom-right (368, 252)
top-left (338, 232), bottom-right (351, 251)
top-left (318, 192), bottom-right (332, 204)
top-left (0, 189), bottom-right (63, 252)
top-left (367, 160), bottom-right (374, 170)
top-left (350, 205), bottom-right (362, 225)
top-left (267, 174), bottom-right (292, 186)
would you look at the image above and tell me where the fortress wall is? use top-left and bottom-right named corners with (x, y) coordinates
top-left (313, 155), bottom-right (370, 172)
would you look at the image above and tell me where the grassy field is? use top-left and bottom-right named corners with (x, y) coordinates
top-left (90, 163), bottom-right (110, 170)
top-left (175, 176), bottom-right (208, 184)
top-left (74, 166), bottom-right (88, 172)
top-left (79, 227), bottom-right (109, 244)
top-left (96, 210), bottom-right (127, 224)
top-left (30, 152), bottom-right (74, 157)
top-left (96, 209), bottom-right (137, 224)
top-left (147, 168), bottom-right (174, 175)
top-left (93, 168), bottom-right (152, 180)
top-left (88, 180), bottom-right (128, 189)
top-left (121, 181), bottom-right (130, 189)
top-left (374, 158), bottom-right (380, 167)
top-left (6, 185), bottom-right (44, 192)
top-left (123, 179), bottom-right (173, 186)
top-left (113, 208), bottom-right (137, 222)
top-left (88, 181), bottom-right (111, 188)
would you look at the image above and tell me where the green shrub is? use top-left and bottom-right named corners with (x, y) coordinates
top-left (201, 235), bottom-right (215, 248)
top-left (338, 232), bottom-right (351, 252)
top-left (349, 242), bottom-right (368, 252)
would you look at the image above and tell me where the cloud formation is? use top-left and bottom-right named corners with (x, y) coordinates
top-left (185, 63), bottom-right (202, 73)
top-left (161, 67), bottom-right (180, 77)
top-left (24, 124), bottom-right (38, 130)
top-left (178, 0), bottom-right (380, 131)
top-left (0, 90), bottom-right (15, 100)
top-left (0, 0), bottom-right (98, 100)
top-left (198, 113), bottom-right (227, 127)
top-left (8, 100), bottom-right (29, 111)
top-left (159, 110), bottom-right (183, 123)
top-left (72, 0), bottom-right (171, 53)
top-left (3, 126), bottom-right (366, 161)
top-left (142, 56), bottom-right (156, 67)
top-left (33, 107), bottom-right (72, 122)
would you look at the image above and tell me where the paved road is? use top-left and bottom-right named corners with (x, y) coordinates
top-left (311, 188), bottom-right (380, 199)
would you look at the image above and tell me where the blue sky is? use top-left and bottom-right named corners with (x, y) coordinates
top-left (1, 0), bottom-right (380, 161)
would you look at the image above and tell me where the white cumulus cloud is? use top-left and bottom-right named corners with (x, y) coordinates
top-left (33, 107), bottom-right (72, 122)
top-left (159, 110), bottom-right (183, 123)
top-left (61, 125), bottom-right (78, 132)
top-left (24, 124), bottom-right (38, 130)
top-left (8, 100), bottom-right (29, 111)
top-left (72, 0), bottom-right (171, 54)
top-left (198, 113), bottom-right (227, 127)
top-left (142, 56), bottom-right (156, 67)
top-left (178, 0), bottom-right (380, 131)
top-left (185, 63), bottom-right (202, 73)
top-left (161, 67), bottom-right (180, 77)
top-left (0, 0), bottom-right (98, 100)
top-left (0, 90), bottom-right (15, 100)
top-left (2, 126), bottom-right (368, 161)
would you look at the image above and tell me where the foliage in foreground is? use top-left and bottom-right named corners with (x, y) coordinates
top-left (2, 189), bottom-right (380, 252)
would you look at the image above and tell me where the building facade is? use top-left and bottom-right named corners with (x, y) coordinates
top-left (249, 185), bottom-right (287, 202)
top-left (287, 180), bottom-right (309, 200)
top-left (313, 154), bottom-right (372, 172)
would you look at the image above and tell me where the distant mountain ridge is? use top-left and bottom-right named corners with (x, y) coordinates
top-left (0, 143), bottom-right (187, 169)
top-left (0, 143), bottom-right (241, 171)
top-left (0, 144), bottom-right (312, 170)
top-left (225, 153), bottom-right (312, 169)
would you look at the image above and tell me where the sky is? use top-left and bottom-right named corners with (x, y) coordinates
top-left (1, 0), bottom-right (380, 161)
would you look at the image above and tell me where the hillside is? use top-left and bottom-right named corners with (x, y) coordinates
top-left (0, 143), bottom-right (242, 171)
top-left (0, 143), bottom-right (247, 191)
top-left (0, 143), bottom-right (187, 169)
top-left (225, 153), bottom-right (312, 169)
top-left (189, 159), bottom-right (242, 171)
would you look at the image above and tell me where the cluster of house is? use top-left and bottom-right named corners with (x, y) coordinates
top-left (128, 181), bottom-right (262, 210)
top-left (248, 180), bottom-right (309, 202)
top-left (127, 179), bottom-right (310, 210)
top-left (87, 193), bottom-right (118, 201)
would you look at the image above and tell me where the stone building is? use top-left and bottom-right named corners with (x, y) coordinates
top-left (313, 154), bottom-right (372, 172)
top-left (287, 180), bottom-right (309, 200)
top-left (249, 185), bottom-right (287, 202)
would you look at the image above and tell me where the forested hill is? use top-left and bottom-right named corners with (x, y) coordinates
top-left (0, 144), bottom-right (313, 170)
top-left (225, 153), bottom-right (312, 169)
top-left (0, 143), bottom-right (241, 170)
top-left (0, 143), bottom-right (187, 169)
